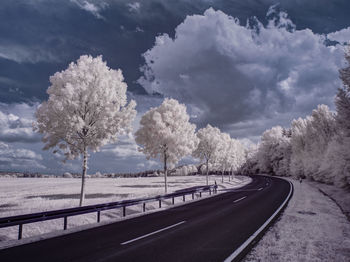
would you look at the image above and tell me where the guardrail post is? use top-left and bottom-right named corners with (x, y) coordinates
top-left (172, 197), bottom-right (175, 205)
top-left (18, 224), bottom-right (23, 240)
top-left (159, 199), bottom-right (162, 208)
top-left (97, 211), bottom-right (101, 223)
top-left (192, 193), bottom-right (194, 200)
top-left (143, 202), bottom-right (146, 212)
top-left (183, 195), bottom-right (185, 202)
top-left (64, 216), bottom-right (67, 230)
top-left (123, 206), bottom-right (126, 217)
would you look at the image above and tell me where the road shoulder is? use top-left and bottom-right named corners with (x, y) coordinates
top-left (244, 178), bottom-right (350, 262)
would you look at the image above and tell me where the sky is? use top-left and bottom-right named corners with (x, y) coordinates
top-left (0, 0), bottom-right (350, 174)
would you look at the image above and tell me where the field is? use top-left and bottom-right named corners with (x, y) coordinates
top-left (0, 175), bottom-right (251, 244)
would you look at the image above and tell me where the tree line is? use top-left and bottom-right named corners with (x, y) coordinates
top-left (34, 55), bottom-right (247, 206)
top-left (241, 48), bottom-right (350, 189)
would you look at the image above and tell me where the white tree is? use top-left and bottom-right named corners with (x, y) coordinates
top-left (337, 46), bottom-right (350, 137)
top-left (135, 98), bottom-right (198, 193)
top-left (239, 143), bottom-right (259, 176)
top-left (290, 105), bottom-right (337, 181)
top-left (34, 55), bottom-right (137, 206)
top-left (227, 139), bottom-right (246, 178)
top-left (257, 126), bottom-right (291, 177)
top-left (328, 46), bottom-right (350, 187)
top-left (192, 124), bottom-right (222, 185)
top-left (214, 132), bottom-right (232, 183)
top-left (290, 117), bottom-right (308, 178)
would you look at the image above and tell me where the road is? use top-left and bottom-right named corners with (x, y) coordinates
top-left (0, 175), bottom-right (292, 262)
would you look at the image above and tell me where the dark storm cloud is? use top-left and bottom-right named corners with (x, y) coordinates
top-left (1, 0), bottom-right (349, 104)
top-left (0, 0), bottom-right (350, 173)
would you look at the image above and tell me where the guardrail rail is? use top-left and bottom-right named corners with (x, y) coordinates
top-left (0, 184), bottom-right (218, 240)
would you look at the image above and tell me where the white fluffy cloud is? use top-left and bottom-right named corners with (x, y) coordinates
top-left (0, 103), bottom-right (40, 143)
top-left (139, 8), bottom-right (345, 136)
top-left (328, 27), bottom-right (350, 44)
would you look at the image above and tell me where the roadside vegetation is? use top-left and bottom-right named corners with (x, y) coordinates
top-left (241, 47), bottom-right (350, 189)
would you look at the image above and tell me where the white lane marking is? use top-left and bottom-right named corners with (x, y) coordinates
top-left (224, 180), bottom-right (293, 262)
top-left (258, 188), bottom-right (263, 191)
top-left (120, 221), bottom-right (186, 245)
top-left (219, 189), bottom-right (260, 192)
top-left (233, 196), bottom-right (247, 203)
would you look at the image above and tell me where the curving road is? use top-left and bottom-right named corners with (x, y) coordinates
top-left (0, 175), bottom-right (292, 262)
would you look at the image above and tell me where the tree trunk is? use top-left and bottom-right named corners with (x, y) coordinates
top-left (164, 149), bottom-right (168, 194)
top-left (206, 159), bottom-right (209, 186)
top-left (79, 145), bottom-right (88, 207)
top-left (221, 169), bottom-right (224, 183)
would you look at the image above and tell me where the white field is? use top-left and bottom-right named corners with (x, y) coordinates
top-left (244, 178), bottom-right (350, 262)
top-left (0, 175), bottom-right (251, 244)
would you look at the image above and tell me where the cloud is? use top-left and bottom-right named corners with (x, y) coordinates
top-left (101, 134), bottom-right (143, 158)
top-left (0, 141), bottom-right (45, 170)
top-left (135, 26), bottom-right (144, 33)
top-left (70, 0), bottom-right (108, 19)
top-left (127, 2), bottom-right (140, 12)
top-left (138, 7), bottom-right (344, 137)
top-left (328, 27), bottom-right (350, 44)
top-left (0, 44), bottom-right (60, 64)
top-left (0, 103), bottom-right (40, 143)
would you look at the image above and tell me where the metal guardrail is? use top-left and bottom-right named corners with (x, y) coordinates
top-left (0, 185), bottom-right (218, 240)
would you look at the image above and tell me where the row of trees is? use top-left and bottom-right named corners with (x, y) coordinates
top-left (242, 48), bottom-right (350, 188)
top-left (35, 55), bottom-right (246, 205)
top-left (135, 98), bottom-right (246, 193)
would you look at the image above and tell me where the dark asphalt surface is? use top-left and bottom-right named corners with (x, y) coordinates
top-left (0, 175), bottom-right (291, 262)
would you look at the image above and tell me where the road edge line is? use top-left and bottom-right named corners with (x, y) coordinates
top-left (223, 177), bottom-right (294, 262)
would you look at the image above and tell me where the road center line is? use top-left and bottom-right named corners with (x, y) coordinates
top-left (120, 221), bottom-right (186, 245)
top-left (233, 196), bottom-right (247, 203)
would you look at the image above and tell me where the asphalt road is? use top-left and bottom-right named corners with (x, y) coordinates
top-left (0, 175), bottom-right (291, 262)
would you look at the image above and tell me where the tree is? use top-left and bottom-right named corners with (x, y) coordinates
top-left (289, 105), bottom-right (337, 181)
top-left (227, 139), bottom-right (246, 178)
top-left (330, 46), bottom-right (350, 187)
top-left (239, 143), bottom-right (259, 176)
top-left (257, 126), bottom-right (291, 177)
top-left (192, 124), bottom-right (222, 185)
top-left (290, 117), bottom-right (308, 178)
top-left (135, 98), bottom-right (198, 193)
top-left (34, 55), bottom-right (137, 206)
top-left (337, 46), bottom-right (350, 137)
top-left (215, 132), bottom-right (232, 183)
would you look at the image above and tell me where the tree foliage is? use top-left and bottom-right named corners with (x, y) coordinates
top-left (193, 124), bottom-right (246, 183)
top-left (34, 55), bottom-right (136, 205)
top-left (243, 47), bottom-right (350, 189)
top-left (135, 98), bottom-right (198, 193)
top-left (192, 124), bottom-right (222, 185)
